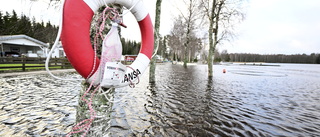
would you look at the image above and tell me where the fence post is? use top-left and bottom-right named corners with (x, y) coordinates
top-left (22, 56), bottom-right (26, 71)
top-left (61, 57), bottom-right (64, 69)
top-left (55, 56), bottom-right (58, 67)
top-left (38, 56), bottom-right (41, 64)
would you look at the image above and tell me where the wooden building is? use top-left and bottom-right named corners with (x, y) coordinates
top-left (0, 35), bottom-right (49, 57)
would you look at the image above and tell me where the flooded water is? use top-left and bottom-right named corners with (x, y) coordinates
top-left (110, 63), bottom-right (320, 137)
top-left (1, 63), bottom-right (320, 136)
top-left (0, 72), bottom-right (82, 136)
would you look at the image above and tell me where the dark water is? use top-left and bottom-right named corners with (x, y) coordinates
top-left (1, 63), bottom-right (320, 136)
top-left (109, 63), bottom-right (320, 137)
top-left (0, 73), bottom-right (81, 136)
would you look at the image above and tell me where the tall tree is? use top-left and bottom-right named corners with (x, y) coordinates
top-left (17, 15), bottom-right (32, 35)
top-left (200, 0), bottom-right (245, 77)
top-left (9, 10), bottom-right (19, 34)
top-left (149, 0), bottom-right (162, 84)
top-left (168, 16), bottom-right (186, 62)
top-left (2, 12), bottom-right (12, 35)
top-left (179, 0), bottom-right (200, 68)
top-left (0, 11), bottom-right (4, 34)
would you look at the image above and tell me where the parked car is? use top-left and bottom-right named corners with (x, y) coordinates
top-left (26, 53), bottom-right (38, 57)
top-left (0, 51), bottom-right (20, 57)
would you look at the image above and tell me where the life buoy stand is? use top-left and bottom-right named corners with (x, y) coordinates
top-left (61, 0), bottom-right (154, 88)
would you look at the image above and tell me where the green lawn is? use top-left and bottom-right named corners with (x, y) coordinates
top-left (0, 64), bottom-right (41, 67)
top-left (0, 64), bottom-right (67, 71)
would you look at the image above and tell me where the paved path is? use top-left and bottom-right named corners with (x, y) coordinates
top-left (0, 69), bottom-right (77, 77)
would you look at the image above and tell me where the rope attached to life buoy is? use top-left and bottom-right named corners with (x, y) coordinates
top-left (58, 0), bottom-right (154, 136)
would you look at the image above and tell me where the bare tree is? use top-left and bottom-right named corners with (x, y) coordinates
top-left (168, 16), bottom-right (186, 62)
top-left (174, 0), bottom-right (201, 67)
top-left (188, 33), bottom-right (203, 62)
top-left (200, 0), bottom-right (245, 77)
top-left (167, 13), bottom-right (203, 63)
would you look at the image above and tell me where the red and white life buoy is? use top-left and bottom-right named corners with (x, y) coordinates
top-left (61, 0), bottom-right (154, 87)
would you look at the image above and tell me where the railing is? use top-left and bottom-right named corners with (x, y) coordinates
top-left (0, 56), bottom-right (73, 72)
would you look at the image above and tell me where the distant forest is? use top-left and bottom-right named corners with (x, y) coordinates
top-left (217, 52), bottom-right (320, 64)
top-left (0, 10), bottom-right (58, 46)
top-left (0, 10), bottom-right (140, 55)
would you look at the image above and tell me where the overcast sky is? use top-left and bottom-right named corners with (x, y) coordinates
top-left (222, 0), bottom-right (320, 55)
top-left (1, 0), bottom-right (319, 55)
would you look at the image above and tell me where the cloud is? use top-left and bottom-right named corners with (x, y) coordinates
top-left (1, 0), bottom-right (319, 55)
top-left (122, 0), bottom-right (176, 41)
top-left (0, 0), bottom-right (60, 25)
top-left (221, 0), bottom-right (320, 54)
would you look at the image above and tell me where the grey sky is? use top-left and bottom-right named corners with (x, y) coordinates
top-left (222, 0), bottom-right (320, 54)
top-left (1, 0), bottom-right (319, 54)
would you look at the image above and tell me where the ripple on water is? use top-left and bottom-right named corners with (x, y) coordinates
top-left (0, 73), bottom-right (81, 136)
top-left (105, 64), bottom-right (320, 137)
top-left (3, 64), bottom-right (318, 136)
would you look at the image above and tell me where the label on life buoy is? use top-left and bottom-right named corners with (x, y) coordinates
top-left (101, 62), bottom-right (127, 88)
top-left (122, 68), bottom-right (141, 83)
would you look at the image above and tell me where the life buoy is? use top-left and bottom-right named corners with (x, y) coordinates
top-left (61, 0), bottom-right (154, 87)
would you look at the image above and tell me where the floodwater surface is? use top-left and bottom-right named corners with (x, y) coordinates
top-left (0, 73), bottom-right (81, 136)
top-left (109, 63), bottom-right (320, 136)
top-left (1, 63), bottom-right (320, 136)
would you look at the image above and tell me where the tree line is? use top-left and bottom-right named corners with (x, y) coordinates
top-left (0, 10), bottom-right (58, 46)
top-left (216, 50), bottom-right (320, 64)
top-left (121, 38), bottom-right (140, 55)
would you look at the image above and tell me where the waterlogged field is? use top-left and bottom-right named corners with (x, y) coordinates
top-left (0, 63), bottom-right (319, 136)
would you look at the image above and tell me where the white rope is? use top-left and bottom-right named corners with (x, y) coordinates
top-left (45, 0), bottom-right (84, 81)
top-left (120, 0), bottom-right (140, 17)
